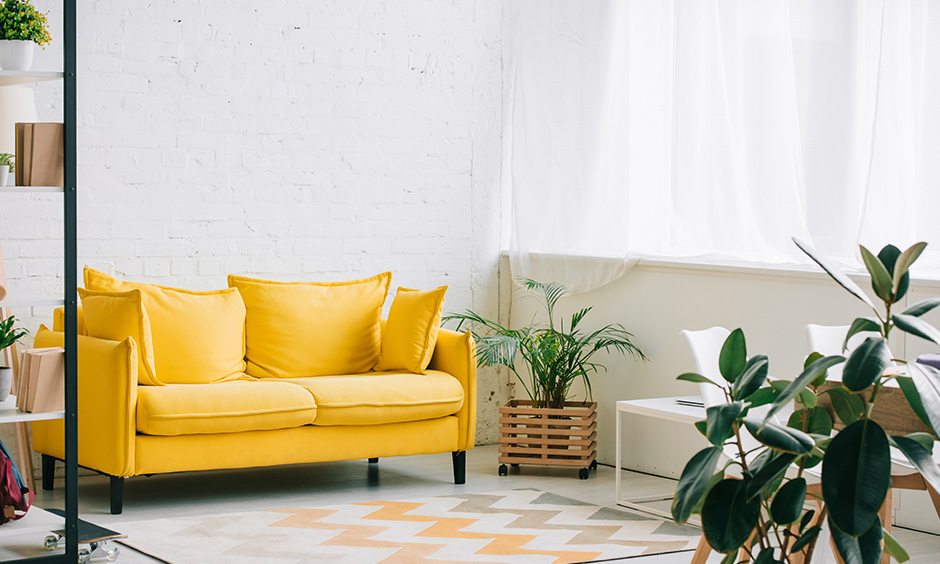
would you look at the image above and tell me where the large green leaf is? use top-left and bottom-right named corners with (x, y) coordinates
top-left (678, 372), bottom-right (722, 387)
top-left (892, 313), bottom-right (940, 347)
top-left (843, 318), bottom-right (882, 352)
top-left (745, 449), bottom-right (797, 500)
top-left (892, 242), bottom-right (927, 298)
top-left (701, 479), bottom-right (762, 554)
top-left (791, 525), bottom-right (821, 554)
top-left (744, 386), bottom-right (779, 408)
top-left (902, 297), bottom-right (940, 317)
top-left (771, 477), bottom-right (806, 525)
top-left (830, 515), bottom-right (883, 564)
top-left (798, 388), bottom-right (818, 408)
top-left (672, 446), bottom-right (723, 524)
top-left (788, 408), bottom-right (833, 436)
top-left (705, 402), bottom-right (746, 447)
top-left (842, 337), bottom-right (891, 392)
top-left (824, 387), bottom-right (865, 426)
top-left (890, 435), bottom-right (940, 495)
top-left (906, 362), bottom-right (940, 437)
top-left (765, 355), bottom-right (845, 422)
top-left (753, 548), bottom-right (775, 564)
top-left (794, 238), bottom-right (875, 308)
top-left (732, 355), bottom-right (768, 401)
top-left (897, 376), bottom-right (934, 432)
top-left (883, 531), bottom-right (910, 563)
top-left (744, 418), bottom-right (814, 455)
top-left (860, 245), bottom-right (894, 301)
top-left (822, 420), bottom-right (891, 536)
top-left (719, 329), bottom-right (747, 383)
top-left (878, 244), bottom-right (909, 301)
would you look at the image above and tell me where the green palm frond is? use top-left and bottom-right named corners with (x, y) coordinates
top-left (515, 276), bottom-right (568, 330)
top-left (0, 315), bottom-right (28, 351)
top-left (442, 278), bottom-right (646, 409)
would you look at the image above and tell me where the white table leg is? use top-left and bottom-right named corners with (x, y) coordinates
top-left (615, 404), bottom-right (622, 503)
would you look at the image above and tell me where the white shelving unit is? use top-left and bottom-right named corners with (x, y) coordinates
top-left (0, 70), bottom-right (63, 87)
top-left (0, 295), bottom-right (65, 309)
top-left (0, 395), bottom-right (64, 424)
top-left (0, 187), bottom-right (63, 193)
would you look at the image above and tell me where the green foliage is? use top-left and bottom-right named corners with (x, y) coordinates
top-left (0, 0), bottom-right (51, 46)
top-left (0, 152), bottom-right (13, 172)
top-left (442, 277), bottom-right (645, 409)
top-left (0, 315), bottom-right (27, 352)
top-left (672, 240), bottom-right (940, 563)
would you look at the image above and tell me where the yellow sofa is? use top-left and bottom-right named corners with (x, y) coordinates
top-left (32, 270), bottom-right (476, 514)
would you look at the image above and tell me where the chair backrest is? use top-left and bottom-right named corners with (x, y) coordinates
top-left (806, 323), bottom-right (897, 385)
top-left (680, 326), bottom-right (731, 409)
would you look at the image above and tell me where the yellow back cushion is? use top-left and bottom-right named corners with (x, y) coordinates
top-left (375, 286), bottom-right (448, 374)
top-left (228, 272), bottom-right (391, 378)
top-left (84, 268), bottom-right (247, 384)
top-left (77, 288), bottom-right (162, 386)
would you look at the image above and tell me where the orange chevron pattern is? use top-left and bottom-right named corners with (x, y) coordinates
top-left (118, 489), bottom-right (700, 564)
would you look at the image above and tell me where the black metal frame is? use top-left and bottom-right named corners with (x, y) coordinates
top-left (8, 1), bottom-right (77, 561)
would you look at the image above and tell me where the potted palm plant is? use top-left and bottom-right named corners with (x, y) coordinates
top-left (673, 239), bottom-right (940, 563)
top-left (444, 277), bottom-right (646, 478)
top-left (0, 315), bottom-right (27, 401)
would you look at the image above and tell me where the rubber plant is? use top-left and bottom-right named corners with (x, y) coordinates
top-left (443, 277), bottom-right (646, 409)
top-left (672, 239), bottom-right (940, 563)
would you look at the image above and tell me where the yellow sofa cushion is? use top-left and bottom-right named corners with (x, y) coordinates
top-left (228, 273), bottom-right (391, 378)
top-left (137, 380), bottom-right (318, 436)
top-left (375, 286), bottom-right (447, 374)
top-left (84, 268), bottom-right (247, 384)
top-left (77, 288), bottom-right (161, 386)
top-left (282, 370), bottom-right (464, 426)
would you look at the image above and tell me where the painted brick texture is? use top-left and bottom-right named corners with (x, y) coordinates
top-left (0, 0), bottom-right (508, 449)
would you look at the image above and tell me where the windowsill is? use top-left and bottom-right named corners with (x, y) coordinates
top-left (500, 251), bottom-right (940, 291)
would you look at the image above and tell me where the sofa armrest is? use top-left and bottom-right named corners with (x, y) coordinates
top-left (428, 328), bottom-right (476, 450)
top-left (32, 327), bottom-right (138, 477)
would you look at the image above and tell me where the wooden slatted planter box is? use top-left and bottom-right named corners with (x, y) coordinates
top-left (497, 399), bottom-right (598, 479)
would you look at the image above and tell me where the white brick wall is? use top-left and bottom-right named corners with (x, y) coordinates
top-left (0, 0), bottom-right (509, 463)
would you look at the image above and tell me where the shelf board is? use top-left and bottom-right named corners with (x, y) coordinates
top-left (0, 295), bottom-right (64, 308)
top-left (0, 70), bottom-right (64, 87)
top-left (0, 186), bottom-right (63, 193)
top-left (0, 395), bottom-right (64, 424)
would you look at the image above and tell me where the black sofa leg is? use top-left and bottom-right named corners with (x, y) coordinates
top-left (41, 455), bottom-right (55, 491)
top-left (110, 476), bottom-right (124, 515)
top-left (368, 458), bottom-right (379, 464)
top-left (452, 451), bottom-right (466, 485)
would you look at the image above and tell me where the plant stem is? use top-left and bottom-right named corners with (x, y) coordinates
top-left (731, 421), bottom-right (768, 554)
top-left (801, 505), bottom-right (828, 564)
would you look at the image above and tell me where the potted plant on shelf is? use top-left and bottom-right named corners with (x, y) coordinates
top-left (444, 277), bottom-right (646, 479)
top-left (0, 315), bottom-right (27, 402)
top-left (673, 239), bottom-right (940, 564)
top-left (0, 153), bottom-right (13, 186)
top-left (0, 0), bottom-right (51, 71)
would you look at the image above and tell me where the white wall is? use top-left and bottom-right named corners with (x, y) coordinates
top-left (0, 0), bottom-right (510, 473)
top-left (509, 260), bottom-right (940, 532)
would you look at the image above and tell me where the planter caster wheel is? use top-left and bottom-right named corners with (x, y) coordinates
top-left (589, 460), bottom-right (598, 471)
top-left (579, 468), bottom-right (590, 480)
top-left (498, 464), bottom-right (508, 476)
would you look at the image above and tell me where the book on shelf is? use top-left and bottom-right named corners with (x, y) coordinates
top-left (15, 122), bottom-right (64, 187)
top-left (15, 347), bottom-right (64, 412)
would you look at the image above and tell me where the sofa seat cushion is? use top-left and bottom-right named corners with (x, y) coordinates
top-left (137, 380), bottom-right (318, 436)
top-left (283, 371), bottom-right (464, 426)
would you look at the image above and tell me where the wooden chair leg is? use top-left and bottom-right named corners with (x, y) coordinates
top-left (926, 481), bottom-right (940, 521)
top-left (691, 534), bottom-right (711, 564)
top-left (879, 489), bottom-right (893, 564)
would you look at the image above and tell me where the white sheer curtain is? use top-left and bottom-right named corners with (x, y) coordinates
top-left (505, 0), bottom-right (940, 294)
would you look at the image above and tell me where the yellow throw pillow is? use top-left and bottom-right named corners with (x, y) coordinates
top-left (83, 268), bottom-right (247, 384)
top-left (375, 286), bottom-right (448, 374)
top-left (228, 272), bottom-right (391, 378)
top-left (77, 288), bottom-right (162, 386)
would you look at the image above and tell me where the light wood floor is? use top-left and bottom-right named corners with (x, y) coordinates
top-left (29, 444), bottom-right (940, 563)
